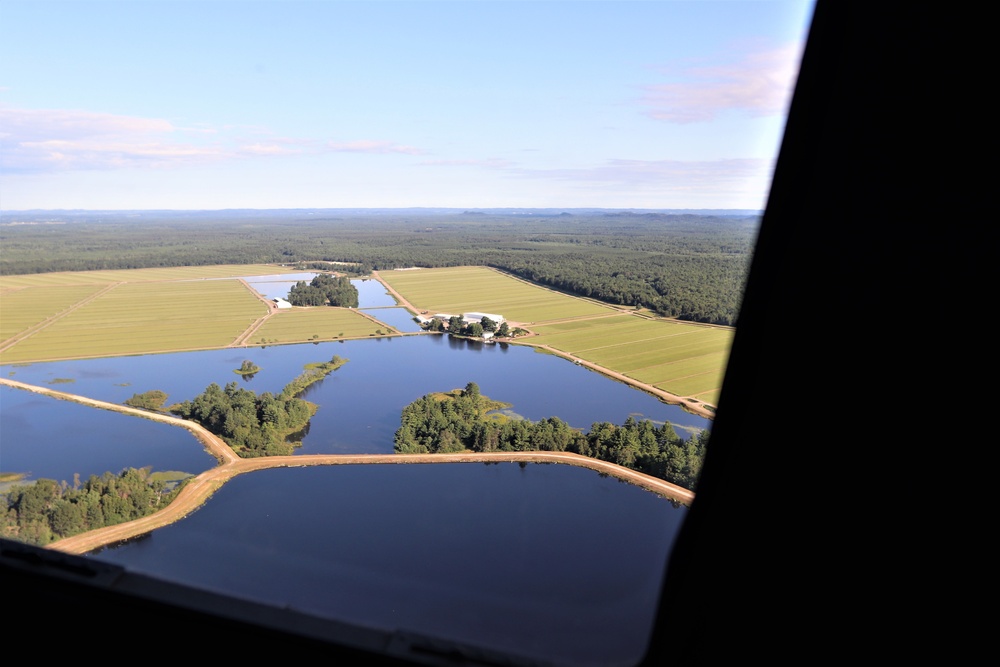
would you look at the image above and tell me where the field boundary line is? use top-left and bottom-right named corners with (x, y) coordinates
top-left (230, 279), bottom-right (278, 346)
top-left (512, 342), bottom-right (715, 418)
top-left (0, 282), bottom-right (122, 354)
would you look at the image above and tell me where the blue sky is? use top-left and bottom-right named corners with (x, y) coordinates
top-left (0, 0), bottom-right (815, 211)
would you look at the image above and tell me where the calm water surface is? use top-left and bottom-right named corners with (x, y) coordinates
top-left (2, 335), bottom-right (708, 463)
top-left (243, 272), bottom-right (320, 301)
top-left (244, 275), bottom-right (397, 307)
top-left (1, 277), bottom-right (703, 666)
top-left (88, 463), bottom-right (685, 667)
top-left (0, 385), bottom-right (217, 483)
top-left (364, 306), bottom-right (425, 332)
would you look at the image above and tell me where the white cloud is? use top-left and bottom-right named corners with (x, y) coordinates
top-left (419, 158), bottom-right (513, 169)
top-left (0, 107), bottom-right (226, 172)
top-left (0, 106), bottom-right (427, 173)
top-left (326, 140), bottom-right (424, 155)
top-left (641, 43), bottom-right (803, 124)
top-left (239, 143), bottom-right (301, 156)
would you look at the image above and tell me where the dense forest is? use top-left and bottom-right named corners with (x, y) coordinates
top-left (0, 210), bottom-right (757, 325)
top-left (394, 382), bottom-right (707, 491)
top-left (169, 355), bottom-right (348, 457)
top-left (1, 467), bottom-right (183, 546)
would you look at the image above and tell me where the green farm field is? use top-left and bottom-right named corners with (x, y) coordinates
top-left (0, 283), bottom-right (110, 342)
top-left (378, 266), bottom-right (732, 409)
top-left (249, 308), bottom-right (388, 345)
top-left (0, 279), bottom-right (269, 362)
top-left (529, 317), bottom-right (731, 406)
top-left (0, 264), bottom-right (294, 289)
top-left (0, 265), bottom-right (337, 363)
top-left (378, 266), bottom-right (615, 323)
top-left (0, 263), bottom-right (733, 410)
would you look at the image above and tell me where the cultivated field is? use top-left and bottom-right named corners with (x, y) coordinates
top-left (0, 283), bottom-right (109, 342)
top-left (0, 279), bottom-right (268, 362)
top-left (378, 266), bottom-right (614, 323)
top-left (378, 266), bottom-right (732, 408)
top-left (0, 264), bottom-right (415, 364)
top-left (529, 317), bottom-right (731, 406)
top-left (0, 264), bottom-right (733, 409)
top-left (0, 264), bottom-right (294, 289)
top-left (249, 308), bottom-right (387, 345)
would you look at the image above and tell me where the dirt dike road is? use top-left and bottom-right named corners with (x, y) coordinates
top-left (1, 378), bottom-right (695, 556)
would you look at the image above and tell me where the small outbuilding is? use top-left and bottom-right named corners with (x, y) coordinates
top-left (273, 298), bottom-right (292, 309)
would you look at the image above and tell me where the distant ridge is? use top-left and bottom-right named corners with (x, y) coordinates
top-left (2, 207), bottom-right (762, 219)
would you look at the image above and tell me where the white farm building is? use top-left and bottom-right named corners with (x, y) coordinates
top-left (462, 312), bottom-right (505, 326)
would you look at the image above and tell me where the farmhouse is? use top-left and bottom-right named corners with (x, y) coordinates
top-left (462, 312), bottom-right (505, 326)
top-left (273, 298), bottom-right (292, 309)
top-left (430, 312), bottom-right (506, 332)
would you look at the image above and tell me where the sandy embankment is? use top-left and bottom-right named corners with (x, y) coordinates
top-left (0, 377), bottom-right (694, 556)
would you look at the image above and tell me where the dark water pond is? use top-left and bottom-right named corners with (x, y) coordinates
top-left (353, 277), bottom-right (400, 308)
top-left (2, 334), bottom-right (708, 466)
top-left (0, 385), bottom-right (217, 484)
top-left (365, 306), bottom-right (425, 332)
top-left (244, 275), bottom-right (398, 308)
top-left (243, 272), bottom-right (321, 301)
top-left (1, 275), bottom-right (706, 666)
top-left (87, 462), bottom-right (685, 667)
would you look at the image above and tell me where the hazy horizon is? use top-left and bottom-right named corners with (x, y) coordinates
top-left (1, 206), bottom-right (763, 215)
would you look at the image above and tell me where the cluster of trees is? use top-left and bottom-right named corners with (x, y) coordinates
top-left (234, 360), bottom-right (261, 376)
top-left (287, 273), bottom-right (359, 307)
top-left (1, 211), bottom-right (754, 325)
top-left (170, 356), bottom-right (347, 457)
top-left (426, 314), bottom-right (517, 338)
top-left (124, 389), bottom-right (169, 410)
top-left (393, 382), bottom-right (707, 490)
top-left (423, 315), bottom-right (530, 338)
top-left (1, 468), bottom-right (183, 546)
top-left (575, 417), bottom-right (707, 491)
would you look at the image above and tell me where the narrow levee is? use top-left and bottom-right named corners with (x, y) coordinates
top-left (0, 378), bottom-right (695, 556)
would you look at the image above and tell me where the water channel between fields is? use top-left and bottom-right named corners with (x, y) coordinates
top-left (0, 275), bottom-right (707, 667)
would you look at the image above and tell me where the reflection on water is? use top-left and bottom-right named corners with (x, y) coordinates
top-left (88, 462), bottom-right (685, 667)
top-left (243, 272), bottom-right (320, 301)
top-left (352, 278), bottom-right (398, 308)
top-left (361, 306), bottom-right (424, 332)
top-left (2, 335), bottom-right (709, 460)
top-left (0, 385), bottom-right (217, 484)
top-left (1, 273), bottom-right (701, 666)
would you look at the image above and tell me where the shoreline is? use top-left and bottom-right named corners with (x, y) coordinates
top-left (370, 269), bottom-right (717, 419)
top-left (0, 377), bottom-right (696, 556)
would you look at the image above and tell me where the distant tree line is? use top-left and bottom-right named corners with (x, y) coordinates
top-left (287, 273), bottom-right (359, 307)
top-left (169, 355), bottom-right (348, 457)
top-left (1, 468), bottom-right (183, 546)
top-left (393, 382), bottom-right (707, 491)
top-left (0, 211), bottom-right (755, 325)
